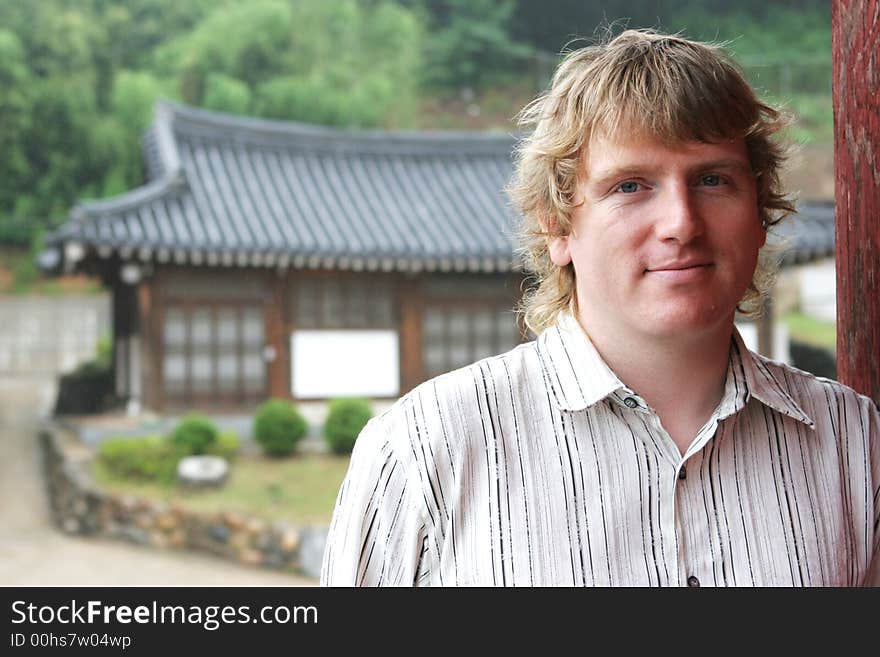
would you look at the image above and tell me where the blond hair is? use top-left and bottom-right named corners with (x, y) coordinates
top-left (507, 29), bottom-right (795, 335)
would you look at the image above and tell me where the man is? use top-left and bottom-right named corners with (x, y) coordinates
top-left (321, 29), bottom-right (879, 586)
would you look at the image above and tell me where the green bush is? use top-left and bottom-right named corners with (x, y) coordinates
top-left (169, 414), bottom-right (219, 456)
top-left (324, 398), bottom-right (373, 454)
top-left (253, 399), bottom-right (308, 457)
top-left (97, 429), bottom-right (241, 484)
top-left (97, 435), bottom-right (186, 483)
top-left (95, 334), bottom-right (112, 368)
top-left (205, 431), bottom-right (242, 460)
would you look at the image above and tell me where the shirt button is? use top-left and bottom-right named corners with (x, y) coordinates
top-left (623, 397), bottom-right (638, 408)
top-left (687, 576), bottom-right (700, 588)
top-left (678, 466), bottom-right (687, 480)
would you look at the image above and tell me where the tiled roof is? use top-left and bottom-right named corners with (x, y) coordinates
top-left (49, 101), bottom-right (520, 273)
top-left (46, 100), bottom-right (835, 273)
top-left (772, 201), bottom-right (835, 265)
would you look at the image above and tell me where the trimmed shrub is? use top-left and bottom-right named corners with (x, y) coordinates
top-left (324, 397), bottom-right (373, 454)
top-left (97, 435), bottom-right (185, 483)
top-left (253, 399), bottom-right (308, 457)
top-left (169, 414), bottom-right (219, 455)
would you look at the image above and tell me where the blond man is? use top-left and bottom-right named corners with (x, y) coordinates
top-left (322, 30), bottom-right (880, 586)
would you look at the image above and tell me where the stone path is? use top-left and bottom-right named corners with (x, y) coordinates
top-left (0, 376), bottom-right (318, 586)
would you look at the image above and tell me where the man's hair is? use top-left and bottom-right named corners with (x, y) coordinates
top-left (507, 28), bottom-right (795, 335)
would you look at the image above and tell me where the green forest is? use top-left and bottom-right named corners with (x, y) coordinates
top-left (0, 0), bottom-right (832, 257)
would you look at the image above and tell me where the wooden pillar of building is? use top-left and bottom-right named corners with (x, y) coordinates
top-left (266, 272), bottom-right (290, 400)
top-left (140, 272), bottom-right (160, 412)
top-left (832, 0), bottom-right (880, 403)
top-left (109, 267), bottom-right (157, 415)
top-left (399, 276), bottom-right (425, 394)
top-left (112, 282), bottom-right (134, 401)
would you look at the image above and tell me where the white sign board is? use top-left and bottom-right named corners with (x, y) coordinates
top-left (291, 330), bottom-right (400, 398)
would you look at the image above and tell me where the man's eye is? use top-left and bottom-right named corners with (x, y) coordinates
top-left (616, 181), bottom-right (640, 193)
top-left (701, 174), bottom-right (723, 186)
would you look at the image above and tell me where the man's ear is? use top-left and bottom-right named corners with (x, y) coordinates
top-left (547, 234), bottom-right (572, 267)
top-left (540, 214), bottom-right (572, 267)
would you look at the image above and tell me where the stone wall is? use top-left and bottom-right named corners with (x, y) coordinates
top-left (38, 424), bottom-right (327, 580)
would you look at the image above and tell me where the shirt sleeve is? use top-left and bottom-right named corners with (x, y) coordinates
top-left (320, 415), bottom-right (427, 586)
top-left (867, 400), bottom-right (880, 587)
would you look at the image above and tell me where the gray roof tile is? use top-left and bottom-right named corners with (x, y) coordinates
top-left (47, 101), bottom-right (519, 271)
top-left (771, 201), bottom-right (835, 265)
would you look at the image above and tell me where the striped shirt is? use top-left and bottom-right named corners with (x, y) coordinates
top-left (321, 313), bottom-right (880, 586)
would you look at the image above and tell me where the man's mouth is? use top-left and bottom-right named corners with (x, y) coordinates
top-left (646, 260), bottom-right (713, 281)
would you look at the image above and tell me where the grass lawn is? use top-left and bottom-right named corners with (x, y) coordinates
top-left (91, 452), bottom-right (352, 526)
top-left (781, 311), bottom-right (837, 352)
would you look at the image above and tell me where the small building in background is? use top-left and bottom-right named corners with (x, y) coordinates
top-left (41, 101), bottom-right (836, 414)
top-left (41, 102), bottom-right (524, 413)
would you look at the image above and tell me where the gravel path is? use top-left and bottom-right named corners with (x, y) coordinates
top-left (0, 377), bottom-right (317, 586)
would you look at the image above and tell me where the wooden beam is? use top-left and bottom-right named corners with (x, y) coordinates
top-left (832, 0), bottom-right (880, 403)
top-left (266, 272), bottom-right (290, 400)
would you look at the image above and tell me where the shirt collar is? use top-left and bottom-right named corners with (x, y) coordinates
top-left (729, 329), bottom-right (816, 429)
top-left (535, 312), bottom-right (627, 412)
top-left (536, 312), bottom-right (815, 428)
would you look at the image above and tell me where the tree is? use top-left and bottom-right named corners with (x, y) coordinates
top-left (0, 28), bottom-right (32, 245)
top-left (162, 0), bottom-right (422, 127)
top-left (203, 73), bottom-right (252, 115)
top-left (422, 0), bottom-right (533, 90)
top-left (154, 0), bottom-right (295, 104)
top-left (0, 30), bottom-right (31, 220)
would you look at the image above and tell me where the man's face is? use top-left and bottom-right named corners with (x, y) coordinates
top-left (548, 133), bottom-right (765, 342)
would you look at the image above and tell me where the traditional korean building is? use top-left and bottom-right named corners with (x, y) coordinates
top-left (41, 101), bottom-right (836, 414)
top-left (42, 101), bottom-right (525, 413)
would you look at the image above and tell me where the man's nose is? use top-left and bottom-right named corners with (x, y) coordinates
top-left (655, 184), bottom-right (704, 243)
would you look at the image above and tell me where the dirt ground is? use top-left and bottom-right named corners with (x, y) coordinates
top-left (0, 376), bottom-right (318, 586)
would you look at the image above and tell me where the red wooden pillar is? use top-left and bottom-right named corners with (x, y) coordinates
top-left (832, 0), bottom-right (880, 404)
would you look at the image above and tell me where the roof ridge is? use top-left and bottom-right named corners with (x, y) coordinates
top-left (153, 101), bottom-right (183, 174)
top-left (154, 99), bottom-right (520, 155)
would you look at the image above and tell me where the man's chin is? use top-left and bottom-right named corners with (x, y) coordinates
top-left (637, 307), bottom-right (733, 341)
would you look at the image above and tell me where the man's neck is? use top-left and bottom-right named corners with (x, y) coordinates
top-left (575, 312), bottom-right (734, 456)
